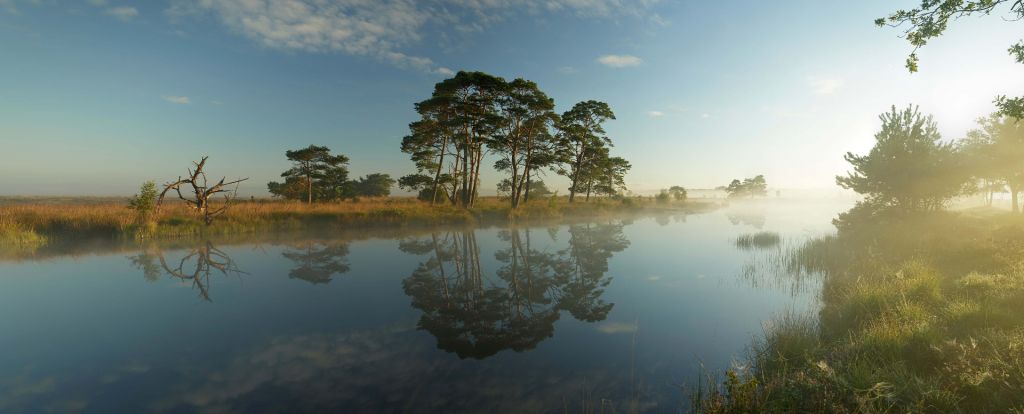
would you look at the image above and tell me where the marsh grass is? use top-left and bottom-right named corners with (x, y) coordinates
top-left (733, 231), bottom-right (781, 249)
top-left (698, 211), bottom-right (1024, 413)
top-left (0, 197), bottom-right (720, 253)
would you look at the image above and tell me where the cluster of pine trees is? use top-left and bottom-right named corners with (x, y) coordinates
top-left (267, 145), bottom-right (395, 202)
top-left (837, 105), bottom-right (1024, 216)
top-left (398, 71), bottom-right (631, 209)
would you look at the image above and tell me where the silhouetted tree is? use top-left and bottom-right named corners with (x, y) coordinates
top-left (837, 105), bottom-right (970, 212)
top-left (963, 113), bottom-right (1024, 211)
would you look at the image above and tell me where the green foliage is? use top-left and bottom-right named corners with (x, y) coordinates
top-left (128, 181), bottom-right (158, 223)
top-left (402, 71), bottom-right (506, 208)
top-left (837, 105), bottom-right (969, 212)
top-left (734, 231), bottom-right (781, 249)
top-left (668, 185), bottom-right (687, 201)
top-left (350, 173), bottom-right (395, 197)
top-left (961, 113), bottom-right (1024, 211)
top-left (554, 100), bottom-right (631, 201)
top-left (878, 0), bottom-right (1024, 118)
top-left (702, 211), bottom-right (1024, 412)
top-left (401, 72), bottom-right (632, 207)
top-left (655, 189), bottom-right (670, 204)
top-left (724, 175), bottom-right (768, 198)
top-left (269, 145), bottom-right (351, 203)
top-left (489, 78), bottom-right (559, 208)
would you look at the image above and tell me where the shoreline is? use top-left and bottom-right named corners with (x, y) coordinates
top-left (0, 197), bottom-right (724, 260)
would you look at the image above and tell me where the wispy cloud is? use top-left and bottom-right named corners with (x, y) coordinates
top-left (168, 1), bottom-right (661, 74)
top-left (88, 0), bottom-right (108, 6)
top-left (596, 54), bottom-right (642, 68)
top-left (106, 6), bottom-right (138, 21)
top-left (162, 95), bottom-right (191, 105)
top-left (647, 110), bottom-right (664, 117)
top-left (557, 66), bottom-right (578, 75)
top-left (808, 76), bottom-right (843, 95)
top-left (700, 113), bottom-right (711, 119)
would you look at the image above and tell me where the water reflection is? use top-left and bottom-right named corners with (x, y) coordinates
top-left (726, 210), bottom-right (766, 229)
top-left (281, 241), bottom-right (351, 284)
top-left (129, 241), bottom-right (245, 301)
top-left (400, 222), bottom-right (630, 359)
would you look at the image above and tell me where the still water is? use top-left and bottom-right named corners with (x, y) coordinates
top-left (0, 199), bottom-right (847, 413)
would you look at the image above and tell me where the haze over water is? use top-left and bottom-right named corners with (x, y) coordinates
top-left (0, 199), bottom-right (846, 413)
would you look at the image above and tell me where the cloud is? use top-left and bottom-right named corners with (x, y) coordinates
top-left (596, 54), bottom-right (642, 68)
top-left (700, 113), bottom-right (710, 119)
top-left (162, 95), bottom-right (191, 105)
top-left (168, 1), bottom-right (661, 74)
top-left (435, 67), bottom-right (455, 76)
top-left (808, 76), bottom-right (843, 95)
top-left (210, 100), bottom-right (224, 105)
top-left (88, 0), bottom-right (108, 6)
top-left (647, 110), bottom-right (664, 117)
top-left (106, 6), bottom-right (138, 21)
top-left (557, 66), bottom-right (577, 75)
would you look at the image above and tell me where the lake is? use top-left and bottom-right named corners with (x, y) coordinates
top-left (0, 199), bottom-right (848, 413)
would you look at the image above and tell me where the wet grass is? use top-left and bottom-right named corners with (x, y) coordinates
top-left (697, 211), bottom-right (1024, 413)
top-left (0, 196), bottom-right (720, 255)
top-left (733, 231), bottom-right (781, 250)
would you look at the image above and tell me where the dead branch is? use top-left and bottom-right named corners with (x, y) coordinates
top-left (155, 156), bottom-right (248, 225)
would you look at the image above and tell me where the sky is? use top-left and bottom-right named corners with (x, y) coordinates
top-left (1, 0), bottom-right (1023, 196)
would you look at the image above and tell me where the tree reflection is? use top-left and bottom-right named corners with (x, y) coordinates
top-left (727, 210), bottom-right (766, 229)
top-left (129, 241), bottom-right (244, 301)
top-left (281, 241), bottom-right (351, 284)
top-left (401, 223), bottom-right (630, 359)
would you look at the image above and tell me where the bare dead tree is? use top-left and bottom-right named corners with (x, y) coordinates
top-left (156, 156), bottom-right (248, 225)
top-left (154, 241), bottom-right (246, 302)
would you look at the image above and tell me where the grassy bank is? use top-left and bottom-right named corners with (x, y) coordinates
top-left (695, 209), bottom-right (1024, 413)
top-left (0, 196), bottom-right (719, 252)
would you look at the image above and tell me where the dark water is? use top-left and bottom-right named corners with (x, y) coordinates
top-left (0, 200), bottom-right (847, 413)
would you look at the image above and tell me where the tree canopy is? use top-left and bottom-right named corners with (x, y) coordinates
top-left (724, 175), bottom-right (768, 198)
top-left (877, 0), bottom-right (1024, 118)
top-left (400, 71), bottom-right (630, 208)
top-left (269, 145), bottom-right (350, 203)
top-left (837, 105), bottom-right (970, 212)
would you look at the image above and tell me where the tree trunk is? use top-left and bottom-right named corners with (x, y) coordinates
top-left (307, 173), bottom-right (313, 204)
top-left (523, 169), bottom-right (531, 204)
top-left (431, 136), bottom-right (447, 205)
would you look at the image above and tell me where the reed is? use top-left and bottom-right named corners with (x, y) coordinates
top-left (0, 196), bottom-right (720, 247)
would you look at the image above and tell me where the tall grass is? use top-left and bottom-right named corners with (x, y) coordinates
top-left (0, 196), bottom-right (721, 248)
top-left (698, 211), bottom-right (1024, 413)
top-left (733, 231), bottom-right (781, 249)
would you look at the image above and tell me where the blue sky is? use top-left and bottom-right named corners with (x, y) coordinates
top-left (1, 0), bottom-right (1022, 196)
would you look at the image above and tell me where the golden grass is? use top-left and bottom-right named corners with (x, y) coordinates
top-left (0, 196), bottom-right (719, 247)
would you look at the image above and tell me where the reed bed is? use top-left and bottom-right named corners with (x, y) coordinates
top-left (0, 197), bottom-right (719, 250)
